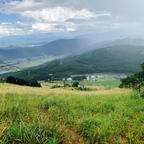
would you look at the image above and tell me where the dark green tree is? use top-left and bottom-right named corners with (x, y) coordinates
top-left (6, 76), bottom-right (41, 87)
top-left (120, 62), bottom-right (144, 90)
top-left (72, 81), bottom-right (79, 87)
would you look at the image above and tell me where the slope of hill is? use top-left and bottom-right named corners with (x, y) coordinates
top-left (89, 38), bottom-right (144, 50)
top-left (1, 83), bottom-right (144, 144)
top-left (0, 39), bottom-right (92, 74)
top-left (7, 45), bottom-right (144, 80)
top-left (108, 38), bottom-right (144, 46)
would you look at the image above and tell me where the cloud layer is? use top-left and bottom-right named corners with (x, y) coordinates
top-left (0, 0), bottom-right (113, 37)
top-left (0, 0), bottom-right (143, 39)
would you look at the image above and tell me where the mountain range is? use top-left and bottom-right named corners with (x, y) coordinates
top-left (0, 39), bottom-right (93, 61)
top-left (2, 38), bottom-right (144, 80)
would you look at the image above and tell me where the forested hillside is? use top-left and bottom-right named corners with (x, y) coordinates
top-left (7, 45), bottom-right (144, 80)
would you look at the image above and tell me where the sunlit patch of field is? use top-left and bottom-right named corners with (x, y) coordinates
top-left (0, 83), bottom-right (144, 144)
top-left (83, 78), bottom-right (121, 88)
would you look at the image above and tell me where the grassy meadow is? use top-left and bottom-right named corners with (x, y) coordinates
top-left (0, 82), bottom-right (144, 144)
top-left (82, 78), bottom-right (121, 88)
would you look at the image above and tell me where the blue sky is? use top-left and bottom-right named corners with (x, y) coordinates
top-left (0, 0), bottom-right (144, 41)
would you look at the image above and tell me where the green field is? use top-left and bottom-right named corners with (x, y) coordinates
top-left (0, 82), bottom-right (144, 144)
top-left (82, 78), bottom-right (121, 88)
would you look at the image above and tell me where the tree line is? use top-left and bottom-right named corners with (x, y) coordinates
top-left (6, 76), bottom-right (41, 87)
top-left (120, 63), bottom-right (144, 90)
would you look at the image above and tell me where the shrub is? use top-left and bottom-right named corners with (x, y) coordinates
top-left (75, 87), bottom-right (92, 91)
top-left (6, 76), bottom-right (16, 84)
top-left (30, 81), bottom-right (41, 87)
top-left (72, 81), bottom-right (79, 87)
top-left (131, 92), bottom-right (140, 99)
top-left (51, 85), bottom-right (61, 89)
top-left (120, 63), bottom-right (144, 90)
top-left (140, 87), bottom-right (144, 98)
top-left (65, 83), bottom-right (71, 87)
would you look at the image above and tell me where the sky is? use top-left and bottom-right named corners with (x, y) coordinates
top-left (0, 0), bottom-right (144, 41)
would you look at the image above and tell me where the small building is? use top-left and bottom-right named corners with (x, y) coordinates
top-left (86, 76), bottom-right (90, 81)
top-left (62, 78), bottom-right (66, 81)
top-left (67, 77), bottom-right (72, 81)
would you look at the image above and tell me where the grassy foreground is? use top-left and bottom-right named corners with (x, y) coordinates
top-left (0, 83), bottom-right (144, 144)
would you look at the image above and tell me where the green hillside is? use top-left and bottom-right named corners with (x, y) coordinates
top-left (4, 45), bottom-right (144, 80)
top-left (0, 83), bottom-right (144, 143)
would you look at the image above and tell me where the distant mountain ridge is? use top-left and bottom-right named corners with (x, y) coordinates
top-left (2, 38), bottom-right (144, 80)
top-left (5, 44), bottom-right (144, 80)
top-left (0, 39), bottom-right (92, 61)
top-left (1, 38), bottom-right (144, 61)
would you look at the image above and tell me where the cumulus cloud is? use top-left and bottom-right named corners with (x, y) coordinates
top-left (21, 7), bottom-right (98, 22)
top-left (0, 0), bottom-right (113, 36)
top-left (19, 6), bottom-right (111, 33)
top-left (0, 0), bottom-right (144, 40)
top-left (0, 23), bottom-right (26, 37)
top-left (31, 22), bottom-right (76, 32)
top-left (31, 23), bottom-right (60, 32)
top-left (0, 0), bottom-right (43, 13)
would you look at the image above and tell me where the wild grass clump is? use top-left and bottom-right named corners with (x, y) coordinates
top-left (78, 118), bottom-right (101, 139)
top-left (130, 86), bottom-right (144, 99)
top-left (2, 122), bottom-right (63, 144)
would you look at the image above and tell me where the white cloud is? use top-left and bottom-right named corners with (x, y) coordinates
top-left (0, 0), bottom-right (144, 40)
top-left (0, 23), bottom-right (25, 37)
top-left (31, 22), bottom-right (76, 32)
top-left (31, 23), bottom-right (57, 32)
top-left (1, 0), bottom-right (111, 23)
top-left (21, 7), bottom-right (111, 33)
top-left (0, 0), bottom-right (72, 13)
top-left (21, 7), bottom-right (102, 22)
top-left (0, 0), bottom-right (113, 36)
top-left (0, 0), bottom-right (43, 13)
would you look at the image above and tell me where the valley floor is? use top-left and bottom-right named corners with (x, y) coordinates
top-left (0, 83), bottom-right (144, 144)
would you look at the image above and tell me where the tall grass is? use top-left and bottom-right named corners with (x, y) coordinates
top-left (0, 83), bottom-right (144, 144)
